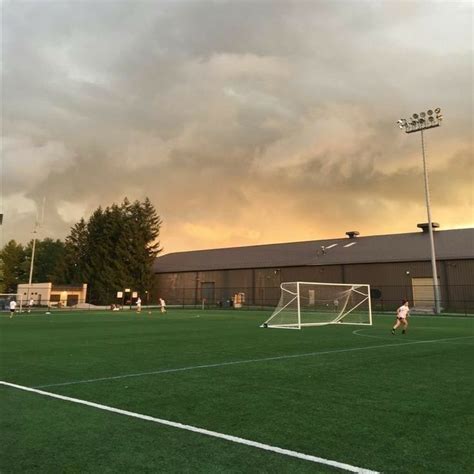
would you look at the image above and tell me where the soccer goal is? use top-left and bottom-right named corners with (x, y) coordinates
top-left (261, 282), bottom-right (372, 329)
top-left (0, 294), bottom-right (25, 313)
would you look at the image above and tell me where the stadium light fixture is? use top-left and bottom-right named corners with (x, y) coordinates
top-left (397, 107), bottom-right (442, 134)
top-left (396, 108), bottom-right (443, 314)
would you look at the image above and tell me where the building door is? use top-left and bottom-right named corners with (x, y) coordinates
top-left (67, 295), bottom-right (79, 307)
top-left (201, 282), bottom-right (215, 305)
top-left (412, 277), bottom-right (440, 308)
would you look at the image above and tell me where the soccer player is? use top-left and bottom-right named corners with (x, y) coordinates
top-left (392, 299), bottom-right (410, 335)
top-left (136, 297), bottom-right (142, 313)
top-left (159, 297), bottom-right (167, 313)
top-left (9, 300), bottom-right (17, 319)
top-left (28, 298), bottom-right (34, 313)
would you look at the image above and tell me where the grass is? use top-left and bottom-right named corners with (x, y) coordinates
top-left (1, 309), bottom-right (473, 473)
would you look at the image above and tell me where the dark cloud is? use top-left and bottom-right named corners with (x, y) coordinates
top-left (1, 0), bottom-right (472, 251)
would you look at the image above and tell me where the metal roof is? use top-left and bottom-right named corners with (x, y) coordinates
top-left (153, 228), bottom-right (474, 274)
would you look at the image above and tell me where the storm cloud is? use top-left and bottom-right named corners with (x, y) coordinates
top-left (1, 0), bottom-right (472, 253)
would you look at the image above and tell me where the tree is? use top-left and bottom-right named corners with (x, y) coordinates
top-left (65, 218), bottom-right (89, 283)
top-left (124, 197), bottom-right (162, 296)
top-left (85, 205), bottom-right (125, 303)
top-left (63, 198), bottom-right (162, 304)
top-left (0, 241), bottom-right (27, 293)
top-left (24, 238), bottom-right (67, 284)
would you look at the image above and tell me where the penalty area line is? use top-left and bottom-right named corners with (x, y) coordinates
top-left (0, 381), bottom-right (379, 474)
top-left (353, 330), bottom-right (474, 345)
top-left (36, 335), bottom-right (474, 389)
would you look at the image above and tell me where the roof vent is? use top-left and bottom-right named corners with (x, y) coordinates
top-left (346, 231), bottom-right (360, 239)
top-left (417, 222), bottom-right (440, 233)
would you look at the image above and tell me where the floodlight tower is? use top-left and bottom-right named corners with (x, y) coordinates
top-left (396, 108), bottom-right (443, 314)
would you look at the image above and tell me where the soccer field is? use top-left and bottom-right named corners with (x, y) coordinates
top-left (1, 309), bottom-right (473, 473)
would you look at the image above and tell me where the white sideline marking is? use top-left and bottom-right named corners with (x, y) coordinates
top-left (36, 335), bottom-right (474, 389)
top-left (0, 381), bottom-right (378, 474)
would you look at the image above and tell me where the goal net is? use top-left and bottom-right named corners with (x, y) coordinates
top-left (261, 282), bottom-right (372, 329)
top-left (0, 294), bottom-right (25, 313)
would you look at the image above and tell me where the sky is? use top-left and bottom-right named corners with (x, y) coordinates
top-left (1, 0), bottom-right (473, 255)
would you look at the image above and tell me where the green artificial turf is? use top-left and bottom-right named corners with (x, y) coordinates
top-left (1, 309), bottom-right (473, 473)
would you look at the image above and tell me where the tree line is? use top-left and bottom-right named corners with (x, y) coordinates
top-left (0, 198), bottom-right (162, 304)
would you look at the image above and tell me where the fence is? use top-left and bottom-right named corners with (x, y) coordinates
top-left (153, 284), bottom-right (474, 316)
top-left (5, 284), bottom-right (474, 316)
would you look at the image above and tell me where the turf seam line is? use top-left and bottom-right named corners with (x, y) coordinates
top-left (34, 335), bottom-right (474, 389)
top-left (0, 381), bottom-right (378, 474)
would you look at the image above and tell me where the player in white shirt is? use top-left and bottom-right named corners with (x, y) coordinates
top-left (392, 300), bottom-right (410, 335)
top-left (159, 298), bottom-right (167, 313)
top-left (28, 298), bottom-right (34, 313)
top-left (136, 297), bottom-right (142, 313)
top-left (9, 300), bottom-right (17, 319)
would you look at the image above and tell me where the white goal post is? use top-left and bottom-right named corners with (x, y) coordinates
top-left (261, 282), bottom-right (372, 330)
top-left (0, 294), bottom-right (25, 313)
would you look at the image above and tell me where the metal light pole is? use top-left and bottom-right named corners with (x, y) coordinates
top-left (397, 108), bottom-right (443, 314)
top-left (27, 198), bottom-right (46, 302)
top-left (27, 221), bottom-right (40, 303)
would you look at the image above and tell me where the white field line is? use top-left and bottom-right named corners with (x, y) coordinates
top-left (353, 330), bottom-right (474, 345)
top-left (36, 335), bottom-right (474, 389)
top-left (375, 313), bottom-right (474, 320)
top-left (0, 381), bottom-right (379, 474)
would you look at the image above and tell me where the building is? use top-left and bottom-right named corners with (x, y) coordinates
top-left (16, 283), bottom-right (88, 307)
top-left (152, 226), bottom-right (474, 313)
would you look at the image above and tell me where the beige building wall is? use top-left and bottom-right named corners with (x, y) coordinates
top-left (17, 283), bottom-right (87, 307)
top-left (17, 283), bottom-right (52, 305)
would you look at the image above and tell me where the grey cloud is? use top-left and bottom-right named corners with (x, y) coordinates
top-left (1, 0), bottom-right (472, 251)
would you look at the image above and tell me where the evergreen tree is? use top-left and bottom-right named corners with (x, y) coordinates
top-left (24, 238), bottom-right (67, 284)
top-left (63, 198), bottom-right (162, 304)
top-left (84, 206), bottom-right (115, 303)
top-left (65, 218), bottom-right (90, 283)
top-left (126, 197), bottom-right (162, 294)
top-left (0, 240), bottom-right (27, 293)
